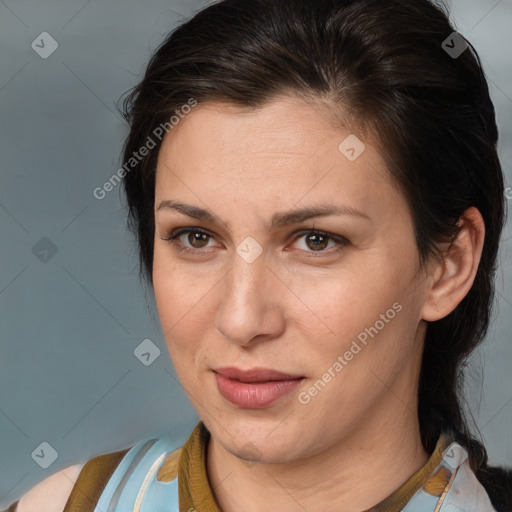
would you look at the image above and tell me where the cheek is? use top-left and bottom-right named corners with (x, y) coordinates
top-left (290, 263), bottom-right (408, 344)
top-left (152, 255), bottom-right (210, 357)
top-left (291, 265), bottom-right (422, 403)
top-left (153, 243), bottom-right (211, 319)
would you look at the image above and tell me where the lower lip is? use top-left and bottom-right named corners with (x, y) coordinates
top-left (214, 373), bottom-right (304, 408)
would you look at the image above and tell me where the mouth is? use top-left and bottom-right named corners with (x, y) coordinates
top-left (213, 366), bottom-right (304, 382)
top-left (213, 367), bottom-right (305, 408)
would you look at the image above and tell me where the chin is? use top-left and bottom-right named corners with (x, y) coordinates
top-left (213, 416), bottom-right (302, 458)
top-left (227, 438), bottom-right (297, 465)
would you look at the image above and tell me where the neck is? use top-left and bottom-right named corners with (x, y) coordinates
top-left (206, 401), bottom-right (429, 512)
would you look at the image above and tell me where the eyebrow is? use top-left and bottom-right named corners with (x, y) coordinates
top-left (156, 200), bottom-right (370, 229)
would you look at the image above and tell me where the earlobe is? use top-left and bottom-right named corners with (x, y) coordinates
top-left (421, 206), bottom-right (485, 322)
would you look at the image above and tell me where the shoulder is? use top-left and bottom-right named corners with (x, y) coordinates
top-left (3, 434), bottom-right (187, 512)
top-left (8, 444), bottom-right (131, 512)
top-left (14, 463), bottom-right (85, 512)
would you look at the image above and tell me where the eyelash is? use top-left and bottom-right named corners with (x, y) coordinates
top-left (160, 226), bottom-right (349, 257)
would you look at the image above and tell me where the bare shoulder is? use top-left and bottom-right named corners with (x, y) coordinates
top-left (16, 463), bottom-right (85, 512)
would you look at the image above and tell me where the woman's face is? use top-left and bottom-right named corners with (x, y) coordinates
top-left (153, 96), bottom-right (431, 463)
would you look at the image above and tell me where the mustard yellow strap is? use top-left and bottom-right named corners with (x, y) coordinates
top-left (63, 448), bottom-right (129, 512)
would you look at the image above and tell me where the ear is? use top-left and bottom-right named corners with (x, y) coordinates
top-left (421, 206), bottom-right (485, 322)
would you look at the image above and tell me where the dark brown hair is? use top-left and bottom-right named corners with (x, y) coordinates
top-left (118, 0), bottom-right (511, 506)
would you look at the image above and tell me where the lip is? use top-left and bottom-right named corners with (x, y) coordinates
top-left (214, 366), bottom-right (303, 382)
top-left (213, 367), bottom-right (305, 408)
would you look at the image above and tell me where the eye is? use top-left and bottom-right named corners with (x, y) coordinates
top-left (289, 229), bottom-right (349, 255)
top-left (160, 227), bottom-right (349, 256)
top-left (160, 227), bottom-right (217, 253)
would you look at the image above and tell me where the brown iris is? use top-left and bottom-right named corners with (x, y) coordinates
top-left (305, 233), bottom-right (329, 251)
top-left (188, 231), bottom-right (210, 248)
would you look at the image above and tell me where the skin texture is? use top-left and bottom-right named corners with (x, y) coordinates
top-left (16, 464), bottom-right (84, 512)
top-left (152, 96), bottom-right (485, 512)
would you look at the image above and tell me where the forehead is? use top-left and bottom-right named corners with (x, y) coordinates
top-left (159, 97), bottom-right (335, 166)
top-left (154, 97), bottom-right (399, 219)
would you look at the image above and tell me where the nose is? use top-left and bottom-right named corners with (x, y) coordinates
top-left (215, 249), bottom-right (286, 347)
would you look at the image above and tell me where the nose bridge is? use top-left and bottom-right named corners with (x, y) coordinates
top-left (225, 232), bottom-right (267, 292)
top-left (216, 244), bottom-right (281, 344)
top-left (224, 245), bottom-right (269, 308)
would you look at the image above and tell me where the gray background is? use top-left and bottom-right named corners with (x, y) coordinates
top-left (0, 0), bottom-right (511, 507)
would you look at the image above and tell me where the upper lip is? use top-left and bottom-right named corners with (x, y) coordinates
top-left (214, 367), bottom-right (304, 382)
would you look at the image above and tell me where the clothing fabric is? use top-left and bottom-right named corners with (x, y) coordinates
top-left (3, 421), bottom-right (497, 511)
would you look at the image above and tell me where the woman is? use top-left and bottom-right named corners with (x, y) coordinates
top-left (7, 0), bottom-right (511, 510)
